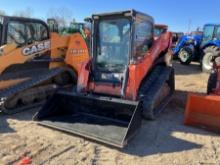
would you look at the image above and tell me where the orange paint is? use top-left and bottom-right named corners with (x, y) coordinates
top-left (0, 32), bottom-right (89, 74)
top-left (0, 78), bottom-right (29, 90)
top-left (184, 94), bottom-right (220, 132)
top-left (76, 32), bottom-right (173, 100)
top-left (64, 33), bottom-right (90, 74)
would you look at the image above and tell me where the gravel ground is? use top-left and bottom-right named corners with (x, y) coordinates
top-left (0, 61), bottom-right (220, 165)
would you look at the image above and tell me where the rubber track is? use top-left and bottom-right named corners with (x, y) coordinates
top-left (0, 69), bottom-right (51, 82)
top-left (139, 65), bottom-right (174, 119)
top-left (0, 67), bottom-right (74, 114)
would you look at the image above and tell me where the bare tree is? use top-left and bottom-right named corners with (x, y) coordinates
top-left (0, 9), bottom-right (6, 16)
top-left (13, 7), bottom-right (33, 18)
top-left (47, 7), bottom-right (73, 27)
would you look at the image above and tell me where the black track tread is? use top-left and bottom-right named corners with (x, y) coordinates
top-left (138, 66), bottom-right (164, 97)
top-left (0, 69), bottom-right (49, 82)
top-left (139, 65), bottom-right (174, 120)
top-left (0, 67), bottom-right (76, 114)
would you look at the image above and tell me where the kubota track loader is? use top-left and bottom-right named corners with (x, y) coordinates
top-left (184, 55), bottom-right (220, 132)
top-left (34, 10), bottom-right (175, 148)
top-left (0, 16), bottom-right (89, 114)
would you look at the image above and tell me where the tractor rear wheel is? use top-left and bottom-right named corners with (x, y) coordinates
top-left (202, 46), bottom-right (220, 72)
top-left (178, 46), bottom-right (194, 65)
top-left (207, 71), bottom-right (217, 94)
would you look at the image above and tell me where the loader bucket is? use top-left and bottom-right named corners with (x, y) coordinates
top-left (184, 94), bottom-right (220, 132)
top-left (34, 91), bottom-right (142, 148)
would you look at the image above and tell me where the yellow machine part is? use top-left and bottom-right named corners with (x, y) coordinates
top-left (64, 34), bottom-right (90, 75)
top-left (0, 78), bottom-right (30, 90)
top-left (0, 43), bottom-right (17, 54)
top-left (0, 32), bottom-right (90, 112)
top-left (184, 94), bottom-right (220, 132)
top-left (49, 32), bottom-right (90, 70)
top-left (0, 32), bottom-right (90, 74)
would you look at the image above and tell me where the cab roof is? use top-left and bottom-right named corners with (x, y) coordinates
top-left (92, 9), bottom-right (154, 23)
top-left (0, 15), bottom-right (47, 25)
top-left (155, 24), bottom-right (168, 29)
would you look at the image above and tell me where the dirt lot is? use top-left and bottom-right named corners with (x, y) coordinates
top-left (1, 62), bottom-right (220, 165)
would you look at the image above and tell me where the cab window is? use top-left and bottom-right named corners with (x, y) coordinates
top-left (26, 23), bottom-right (48, 43)
top-left (215, 26), bottom-right (220, 40)
top-left (7, 21), bottom-right (49, 46)
top-left (134, 20), bottom-right (153, 58)
top-left (7, 21), bottom-right (26, 46)
top-left (96, 18), bottom-right (131, 69)
top-left (203, 25), bottom-right (215, 43)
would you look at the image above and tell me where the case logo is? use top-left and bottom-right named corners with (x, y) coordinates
top-left (22, 41), bottom-right (50, 56)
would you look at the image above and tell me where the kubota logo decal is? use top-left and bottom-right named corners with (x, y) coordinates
top-left (22, 41), bottom-right (50, 56)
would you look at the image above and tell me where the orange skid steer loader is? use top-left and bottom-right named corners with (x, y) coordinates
top-left (34, 10), bottom-right (175, 148)
top-left (184, 55), bottom-right (220, 132)
top-left (0, 16), bottom-right (89, 114)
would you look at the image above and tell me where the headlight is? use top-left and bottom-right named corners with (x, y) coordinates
top-left (215, 56), bottom-right (220, 65)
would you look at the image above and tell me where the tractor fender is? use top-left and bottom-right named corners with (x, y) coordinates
top-left (173, 36), bottom-right (188, 55)
top-left (201, 41), bottom-right (220, 50)
top-left (182, 44), bottom-right (196, 58)
top-left (173, 35), bottom-right (196, 55)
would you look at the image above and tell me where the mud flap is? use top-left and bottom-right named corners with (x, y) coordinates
top-left (34, 91), bottom-right (142, 148)
top-left (184, 94), bottom-right (220, 132)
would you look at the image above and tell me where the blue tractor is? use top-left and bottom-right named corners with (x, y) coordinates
top-left (173, 33), bottom-right (202, 65)
top-left (173, 24), bottom-right (220, 72)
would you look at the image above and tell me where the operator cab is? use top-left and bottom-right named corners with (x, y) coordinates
top-left (47, 18), bottom-right (58, 33)
top-left (91, 10), bottom-right (154, 85)
top-left (154, 24), bottom-right (168, 40)
top-left (0, 16), bottom-right (50, 47)
top-left (202, 24), bottom-right (220, 45)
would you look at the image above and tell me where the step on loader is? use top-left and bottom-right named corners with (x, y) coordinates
top-left (184, 56), bottom-right (220, 132)
top-left (34, 10), bottom-right (175, 148)
top-left (0, 16), bottom-right (90, 114)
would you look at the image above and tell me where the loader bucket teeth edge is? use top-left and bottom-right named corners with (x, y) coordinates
top-left (34, 91), bottom-right (142, 148)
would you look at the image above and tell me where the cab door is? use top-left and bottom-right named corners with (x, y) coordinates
top-left (213, 25), bottom-right (220, 41)
top-left (201, 24), bottom-right (215, 45)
